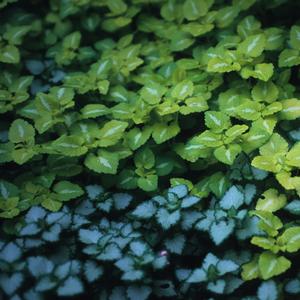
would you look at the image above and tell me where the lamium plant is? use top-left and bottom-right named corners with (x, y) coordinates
top-left (1, 0), bottom-right (300, 299)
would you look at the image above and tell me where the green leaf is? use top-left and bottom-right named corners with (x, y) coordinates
top-left (258, 252), bottom-right (291, 280)
top-left (41, 198), bottom-right (63, 212)
top-left (207, 57), bottom-right (241, 73)
top-left (137, 175), bottom-right (158, 192)
top-left (51, 135), bottom-right (88, 157)
top-left (214, 144), bottom-right (241, 165)
top-left (241, 257), bottom-right (259, 281)
top-left (171, 80), bottom-right (194, 100)
top-left (140, 82), bottom-right (167, 105)
top-left (278, 49), bottom-right (300, 67)
top-left (0, 143), bottom-right (13, 163)
top-left (180, 95), bottom-right (209, 115)
top-left (256, 189), bottom-right (287, 212)
top-left (183, 0), bottom-right (208, 20)
top-left (0, 45), bottom-right (20, 64)
top-left (152, 122), bottom-right (180, 144)
top-left (251, 236), bottom-right (277, 252)
top-left (126, 127), bottom-right (152, 150)
top-left (117, 169), bottom-right (138, 189)
top-left (80, 104), bottom-right (109, 119)
top-left (290, 25), bottom-right (300, 50)
top-left (12, 148), bottom-right (36, 164)
top-left (236, 100), bottom-right (262, 121)
top-left (84, 150), bottom-right (119, 174)
top-left (278, 226), bottom-right (300, 253)
top-left (107, 0), bottom-right (127, 15)
top-left (97, 120), bottom-right (128, 147)
top-left (174, 137), bottom-right (210, 162)
top-left (250, 210), bottom-right (283, 237)
top-left (198, 130), bottom-right (222, 147)
top-left (286, 142), bottom-right (300, 167)
top-left (238, 34), bottom-right (266, 57)
top-left (279, 98), bottom-right (300, 120)
top-left (241, 63), bottom-right (274, 81)
top-left (134, 147), bottom-right (155, 169)
top-left (3, 25), bottom-right (31, 45)
top-left (9, 119), bottom-right (35, 143)
top-left (170, 32), bottom-right (195, 52)
top-left (204, 111), bottom-right (231, 133)
top-left (252, 81), bottom-right (279, 103)
top-left (53, 181), bottom-right (84, 201)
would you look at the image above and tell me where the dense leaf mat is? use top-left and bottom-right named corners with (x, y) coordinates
top-left (1, 0), bottom-right (300, 299)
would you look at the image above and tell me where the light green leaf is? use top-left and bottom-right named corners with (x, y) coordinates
top-left (250, 210), bottom-right (283, 237)
top-left (9, 119), bottom-right (35, 143)
top-left (126, 127), bottom-right (152, 150)
top-left (53, 181), bottom-right (84, 201)
top-left (137, 175), bottom-right (158, 192)
top-left (152, 122), bottom-right (180, 144)
top-left (258, 252), bottom-right (291, 280)
top-left (225, 125), bottom-right (248, 140)
top-left (41, 198), bottom-right (63, 212)
top-left (97, 120), bottom-right (128, 147)
top-left (252, 81), bottom-right (279, 103)
top-left (237, 34), bottom-right (266, 57)
top-left (264, 27), bottom-right (285, 50)
top-left (290, 25), bottom-right (300, 50)
top-left (140, 82), bottom-right (167, 105)
top-left (12, 148), bottom-right (36, 164)
top-left (174, 136), bottom-right (211, 162)
top-left (279, 98), bottom-right (300, 120)
top-left (84, 150), bottom-right (119, 174)
top-left (180, 95), bottom-right (209, 115)
top-left (241, 257), bottom-right (259, 281)
top-left (204, 111), bottom-right (231, 132)
top-left (241, 63), bottom-right (274, 81)
top-left (251, 156), bottom-right (279, 173)
top-left (213, 144), bottom-right (241, 165)
top-left (256, 189), bottom-right (287, 212)
top-left (183, 0), bottom-right (208, 20)
top-left (170, 32), bottom-right (195, 52)
top-left (207, 57), bottom-right (241, 73)
top-left (0, 45), bottom-right (20, 64)
top-left (260, 133), bottom-right (288, 157)
top-left (80, 104), bottom-right (109, 119)
top-left (171, 80), bottom-right (194, 100)
top-left (278, 226), bottom-right (300, 253)
top-left (286, 143), bottom-right (300, 168)
top-left (52, 135), bottom-right (88, 157)
top-left (251, 236), bottom-right (277, 252)
top-left (198, 130), bottom-right (222, 147)
top-left (236, 100), bottom-right (262, 121)
top-left (134, 147), bottom-right (155, 169)
top-left (278, 49), bottom-right (300, 67)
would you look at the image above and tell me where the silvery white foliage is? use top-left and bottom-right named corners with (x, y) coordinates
top-left (0, 242), bottom-right (21, 263)
top-left (285, 277), bottom-right (300, 294)
top-left (0, 272), bottom-right (23, 295)
top-left (257, 280), bottom-right (278, 300)
top-left (85, 184), bottom-right (104, 200)
top-left (84, 260), bottom-right (103, 283)
top-left (18, 206), bottom-right (67, 243)
top-left (127, 285), bottom-right (152, 300)
top-left (27, 256), bottom-right (54, 277)
top-left (175, 252), bottom-right (239, 294)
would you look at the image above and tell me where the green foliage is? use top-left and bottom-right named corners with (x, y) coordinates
top-left (1, 0), bottom-right (300, 299)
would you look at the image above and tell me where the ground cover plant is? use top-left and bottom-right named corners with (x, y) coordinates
top-left (1, 0), bottom-right (300, 299)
